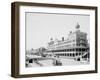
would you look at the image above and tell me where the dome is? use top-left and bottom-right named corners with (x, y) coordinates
top-left (75, 23), bottom-right (80, 29)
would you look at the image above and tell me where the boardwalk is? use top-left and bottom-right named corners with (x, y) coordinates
top-left (26, 57), bottom-right (89, 67)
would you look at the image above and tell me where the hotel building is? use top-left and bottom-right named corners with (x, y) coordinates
top-left (47, 23), bottom-right (90, 60)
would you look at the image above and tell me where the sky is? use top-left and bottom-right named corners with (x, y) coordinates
top-left (26, 12), bottom-right (90, 50)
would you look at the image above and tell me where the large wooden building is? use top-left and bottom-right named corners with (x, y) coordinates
top-left (47, 23), bottom-right (89, 60)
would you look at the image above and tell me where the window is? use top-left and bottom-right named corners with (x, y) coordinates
top-left (67, 49), bottom-right (69, 51)
top-left (70, 54), bottom-right (71, 56)
top-left (73, 49), bottom-right (75, 51)
top-left (76, 48), bottom-right (78, 51)
top-left (79, 48), bottom-right (81, 51)
top-left (76, 53), bottom-right (78, 56)
top-left (79, 53), bottom-right (81, 55)
top-left (29, 59), bottom-right (33, 63)
top-left (82, 48), bottom-right (85, 51)
top-left (73, 53), bottom-right (75, 57)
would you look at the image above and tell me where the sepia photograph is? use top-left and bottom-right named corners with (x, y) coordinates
top-left (25, 12), bottom-right (90, 67)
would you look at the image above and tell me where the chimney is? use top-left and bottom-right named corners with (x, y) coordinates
top-left (62, 37), bottom-right (64, 41)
